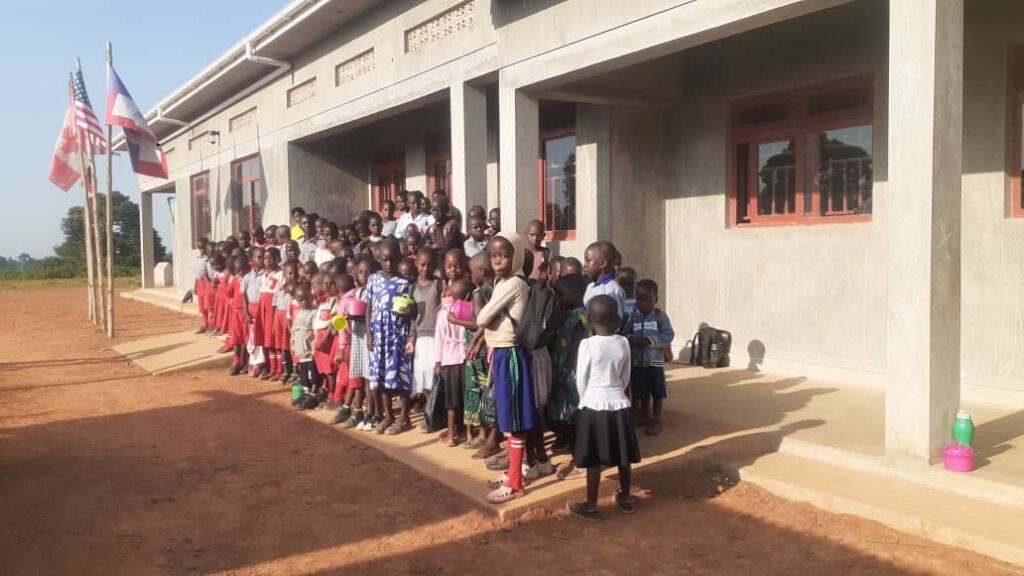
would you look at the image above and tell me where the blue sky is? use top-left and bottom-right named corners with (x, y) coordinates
top-left (0, 0), bottom-right (287, 259)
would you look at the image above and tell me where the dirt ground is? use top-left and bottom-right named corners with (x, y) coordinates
top-left (0, 286), bottom-right (1018, 576)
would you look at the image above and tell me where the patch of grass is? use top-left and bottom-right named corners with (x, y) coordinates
top-left (0, 276), bottom-right (140, 291)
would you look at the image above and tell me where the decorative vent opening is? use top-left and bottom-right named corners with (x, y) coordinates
top-left (405, 0), bottom-right (476, 53)
top-left (229, 107), bottom-right (257, 132)
top-left (287, 78), bottom-right (317, 108)
top-left (336, 49), bottom-right (375, 85)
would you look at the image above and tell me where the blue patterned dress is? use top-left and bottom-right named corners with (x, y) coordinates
top-left (367, 272), bottom-right (413, 391)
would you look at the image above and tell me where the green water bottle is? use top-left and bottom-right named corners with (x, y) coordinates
top-left (953, 409), bottom-right (974, 447)
top-left (292, 383), bottom-right (304, 401)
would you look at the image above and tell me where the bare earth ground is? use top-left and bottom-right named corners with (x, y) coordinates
top-left (0, 286), bottom-right (1018, 576)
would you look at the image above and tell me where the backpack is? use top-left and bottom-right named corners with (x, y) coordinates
top-left (689, 326), bottom-right (732, 368)
top-left (506, 279), bottom-right (555, 350)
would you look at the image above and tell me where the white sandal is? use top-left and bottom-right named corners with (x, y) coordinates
top-left (487, 472), bottom-right (509, 489)
top-left (485, 485), bottom-right (523, 504)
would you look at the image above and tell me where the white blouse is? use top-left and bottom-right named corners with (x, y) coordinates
top-left (575, 334), bottom-right (632, 411)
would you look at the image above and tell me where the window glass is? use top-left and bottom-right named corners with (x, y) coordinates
top-left (818, 125), bottom-right (872, 215)
top-left (757, 140), bottom-right (796, 216)
top-left (543, 134), bottom-right (576, 232)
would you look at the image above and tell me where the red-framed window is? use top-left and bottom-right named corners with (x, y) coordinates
top-left (1010, 45), bottom-right (1024, 218)
top-left (538, 101), bottom-right (577, 240)
top-left (731, 77), bottom-right (874, 226)
top-left (190, 171), bottom-right (211, 248)
top-left (427, 131), bottom-right (452, 197)
top-left (372, 143), bottom-right (406, 211)
top-left (230, 155), bottom-right (265, 233)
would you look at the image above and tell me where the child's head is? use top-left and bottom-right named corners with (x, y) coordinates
top-left (334, 273), bottom-right (355, 297)
top-left (249, 247), bottom-right (265, 271)
top-left (549, 255), bottom-right (564, 284)
top-left (444, 249), bottom-right (468, 282)
top-left (367, 213), bottom-right (383, 237)
top-left (526, 220), bottom-right (545, 248)
top-left (239, 230), bottom-right (252, 248)
top-left (405, 230), bottom-right (423, 256)
top-left (310, 274), bottom-right (327, 299)
top-left (275, 226), bottom-right (290, 245)
top-left (264, 224), bottom-right (277, 242)
top-left (404, 223), bottom-right (419, 241)
top-left (377, 238), bottom-right (401, 275)
top-left (554, 273), bottom-right (587, 310)
top-left (294, 283), bottom-right (314, 308)
top-left (408, 190), bottom-right (424, 215)
top-left (488, 233), bottom-right (525, 280)
top-left (487, 207), bottom-right (501, 233)
top-left (468, 204), bottom-right (486, 222)
top-left (197, 237), bottom-right (209, 253)
top-left (588, 295), bottom-right (620, 336)
top-left (381, 200), bottom-right (395, 220)
top-left (262, 247), bottom-right (281, 271)
top-left (282, 261), bottom-right (299, 284)
top-left (415, 246), bottom-right (436, 280)
top-left (355, 219), bottom-right (370, 240)
top-left (301, 260), bottom-right (318, 281)
top-left (352, 254), bottom-right (374, 287)
top-left (562, 257), bottom-right (583, 277)
top-left (583, 241), bottom-right (616, 281)
top-left (449, 277), bottom-right (473, 302)
top-left (328, 238), bottom-right (346, 258)
top-left (467, 216), bottom-right (487, 242)
top-left (322, 221), bottom-right (339, 242)
top-left (205, 242), bottom-right (217, 258)
top-left (395, 190), bottom-right (409, 212)
top-left (226, 235), bottom-right (239, 249)
top-left (635, 279), bottom-right (659, 314)
top-left (252, 227), bottom-right (266, 245)
top-left (468, 252), bottom-right (492, 287)
top-left (431, 193), bottom-right (450, 224)
top-left (285, 240), bottom-right (300, 263)
top-left (617, 266), bottom-right (637, 298)
top-left (398, 257), bottom-right (417, 280)
top-left (315, 217), bottom-right (328, 238)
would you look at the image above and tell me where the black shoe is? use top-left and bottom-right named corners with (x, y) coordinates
top-left (615, 489), bottom-right (636, 514)
top-left (330, 406), bottom-right (351, 425)
top-left (228, 365), bottom-right (242, 376)
top-left (550, 439), bottom-right (572, 455)
top-left (568, 502), bottom-right (601, 522)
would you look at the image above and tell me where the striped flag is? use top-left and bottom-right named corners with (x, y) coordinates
top-left (72, 70), bottom-right (108, 155)
top-left (48, 79), bottom-right (83, 192)
top-left (106, 63), bottom-right (167, 178)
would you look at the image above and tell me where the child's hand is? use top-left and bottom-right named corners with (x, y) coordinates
top-left (434, 363), bottom-right (441, 377)
top-left (404, 339), bottom-right (415, 356)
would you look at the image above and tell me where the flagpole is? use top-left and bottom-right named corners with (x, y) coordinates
top-left (72, 71), bottom-right (97, 324)
top-left (77, 58), bottom-right (106, 329)
top-left (105, 42), bottom-right (115, 338)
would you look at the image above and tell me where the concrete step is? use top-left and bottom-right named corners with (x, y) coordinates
top-left (734, 451), bottom-right (1024, 567)
top-left (121, 289), bottom-right (199, 316)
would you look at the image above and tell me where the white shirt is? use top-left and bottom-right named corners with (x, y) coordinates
top-left (394, 212), bottom-right (435, 238)
top-left (583, 276), bottom-right (626, 317)
top-left (575, 334), bottom-right (632, 411)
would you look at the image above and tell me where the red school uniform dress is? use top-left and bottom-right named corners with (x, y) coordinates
top-left (202, 262), bottom-right (217, 326)
top-left (215, 269), bottom-right (232, 336)
top-left (312, 296), bottom-right (337, 377)
top-left (257, 269), bottom-right (283, 346)
top-left (194, 255), bottom-right (210, 327)
top-left (332, 294), bottom-right (356, 403)
top-left (226, 274), bottom-right (248, 347)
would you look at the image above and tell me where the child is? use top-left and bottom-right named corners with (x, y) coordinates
top-left (442, 249), bottom-right (468, 298)
top-left (549, 274), bottom-right (590, 478)
top-left (380, 199), bottom-right (399, 238)
top-left (624, 279), bottom-right (675, 436)
top-left (397, 257), bottom-right (417, 281)
top-left (525, 220), bottom-right (551, 284)
top-left (561, 257), bottom-right (583, 277)
top-left (404, 230), bottom-right (424, 258)
top-left (194, 238), bottom-right (211, 334)
top-left (426, 194), bottom-right (463, 252)
top-left (617, 266), bottom-right (637, 317)
top-left (330, 274), bottom-right (362, 427)
top-left (349, 254), bottom-right (377, 431)
top-left (225, 256), bottom-right (249, 375)
top-left (312, 274), bottom-right (338, 408)
top-left (435, 278), bottom-right (471, 446)
top-left (315, 222), bottom-right (340, 266)
top-left (201, 244), bottom-right (219, 334)
top-left (486, 207), bottom-right (501, 238)
top-left (395, 191), bottom-right (434, 239)
top-left (567, 294), bottom-right (641, 522)
top-left (258, 249), bottom-right (285, 380)
top-left (365, 239), bottom-right (416, 435)
top-left (549, 255), bottom-right (565, 288)
top-left (582, 241), bottom-right (625, 316)
top-left (241, 248), bottom-right (265, 376)
top-left (393, 190), bottom-right (409, 219)
top-left (471, 231), bottom-right (535, 504)
top-left (365, 213), bottom-right (385, 246)
top-left (410, 247), bottom-right (442, 406)
top-left (290, 284), bottom-right (321, 408)
top-left (463, 216), bottom-right (489, 258)
top-left (274, 261), bottom-right (299, 384)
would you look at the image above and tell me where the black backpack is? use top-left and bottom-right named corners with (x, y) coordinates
top-left (689, 326), bottom-right (732, 368)
top-left (506, 279), bottom-right (555, 350)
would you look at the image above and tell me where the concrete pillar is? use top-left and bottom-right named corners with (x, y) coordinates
top-left (140, 192), bottom-right (155, 289)
top-left (498, 76), bottom-right (539, 234)
top-left (575, 104), bottom-right (612, 246)
top-left (486, 85), bottom-right (500, 210)
top-left (450, 81), bottom-right (488, 219)
top-left (885, 0), bottom-right (963, 464)
top-left (405, 134), bottom-right (427, 194)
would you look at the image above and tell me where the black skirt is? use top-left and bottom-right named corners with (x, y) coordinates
top-left (440, 364), bottom-right (465, 411)
top-left (572, 407), bottom-right (642, 469)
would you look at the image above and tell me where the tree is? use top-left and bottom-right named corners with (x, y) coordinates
top-left (17, 253), bottom-right (31, 264)
top-left (54, 191), bottom-right (167, 275)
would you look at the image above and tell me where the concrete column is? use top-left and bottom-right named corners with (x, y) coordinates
top-left (450, 82), bottom-right (488, 218)
top-left (885, 0), bottom-right (963, 464)
top-left (575, 104), bottom-right (612, 246)
top-left (405, 134), bottom-right (427, 194)
top-left (498, 76), bottom-right (539, 234)
top-left (140, 192), bottom-right (155, 289)
top-left (486, 86), bottom-right (500, 210)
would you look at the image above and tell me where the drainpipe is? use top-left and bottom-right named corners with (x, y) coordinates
top-left (246, 41), bottom-right (289, 68)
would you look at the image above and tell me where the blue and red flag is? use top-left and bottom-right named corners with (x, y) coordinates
top-left (106, 63), bottom-right (167, 178)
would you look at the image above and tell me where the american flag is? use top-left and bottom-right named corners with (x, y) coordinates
top-left (73, 70), bottom-right (108, 154)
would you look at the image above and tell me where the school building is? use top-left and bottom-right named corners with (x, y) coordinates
top-left (131, 0), bottom-right (1024, 464)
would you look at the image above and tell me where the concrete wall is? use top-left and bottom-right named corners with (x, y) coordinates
top-left (663, 1), bottom-right (888, 383)
top-left (287, 140), bottom-right (369, 223)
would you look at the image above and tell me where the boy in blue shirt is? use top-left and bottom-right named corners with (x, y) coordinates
top-left (625, 279), bottom-right (675, 436)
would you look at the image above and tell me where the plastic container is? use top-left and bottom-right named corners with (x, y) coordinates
top-left (345, 299), bottom-right (366, 317)
top-left (953, 409), bottom-right (974, 447)
top-left (292, 383), bottom-right (303, 401)
top-left (451, 299), bottom-right (473, 322)
top-left (331, 315), bottom-right (348, 332)
top-left (392, 294), bottom-right (415, 314)
top-left (943, 443), bottom-right (975, 473)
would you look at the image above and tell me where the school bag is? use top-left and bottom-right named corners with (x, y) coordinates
top-left (505, 280), bottom-right (555, 350)
top-left (689, 326), bottom-right (732, 368)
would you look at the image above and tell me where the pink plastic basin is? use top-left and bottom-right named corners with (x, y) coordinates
top-left (452, 300), bottom-right (473, 322)
top-left (943, 443), bottom-right (974, 473)
top-left (345, 299), bottom-right (366, 317)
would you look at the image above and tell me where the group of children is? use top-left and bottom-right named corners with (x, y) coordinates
top-left (192, 191), bottom-right (676, 520)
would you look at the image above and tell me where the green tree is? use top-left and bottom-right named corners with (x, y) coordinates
top-left (54, 191), bottom-right (167, 275)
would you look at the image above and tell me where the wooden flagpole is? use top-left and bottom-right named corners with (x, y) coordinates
top-left (77, 59), bottom-right (106, 329)
top-left (72, 71), bottom-right (97, 324)
top-left (105, 42), bottom-right (115, 338)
